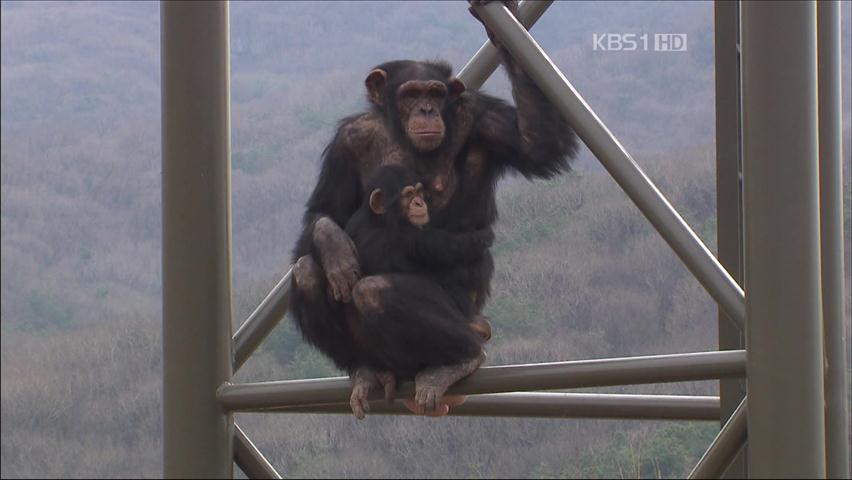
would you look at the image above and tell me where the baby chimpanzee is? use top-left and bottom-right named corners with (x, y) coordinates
top-left (345, 164), bottom-right (494, 339)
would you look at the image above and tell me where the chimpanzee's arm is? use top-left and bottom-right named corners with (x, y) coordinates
top-left (468, 3), bottom-right (579, 179)
top-left (292, 117), bottom-right (364, 302)
top-left (407, 228), bottom-right (494, 267)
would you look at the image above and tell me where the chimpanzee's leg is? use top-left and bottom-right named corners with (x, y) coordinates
top-left (351, 274), bottom-right (486, 414)
top-left (291, 254), bottom-right (360, 371)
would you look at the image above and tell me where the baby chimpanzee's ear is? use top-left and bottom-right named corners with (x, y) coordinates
top-left (368, 188), bottom-right (386, 214)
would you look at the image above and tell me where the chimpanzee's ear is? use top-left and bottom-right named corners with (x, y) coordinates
top-left (448, 77), bottom-right (466, 102)
top-left (368, 188), bottom-right (386, 214)
top-left (365, 69), bottom-right (388, 106)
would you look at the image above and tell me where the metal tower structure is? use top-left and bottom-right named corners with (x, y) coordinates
top-left (161, 1), bottom-right (848, 478)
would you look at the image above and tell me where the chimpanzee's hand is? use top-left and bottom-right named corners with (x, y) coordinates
top-left (313, 217), bottom-right (361, 303)
top-left (468, 0), bottom-right (521, 47)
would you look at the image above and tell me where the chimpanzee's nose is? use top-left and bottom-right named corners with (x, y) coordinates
top-left (419, 104), bottom-right (433, 115)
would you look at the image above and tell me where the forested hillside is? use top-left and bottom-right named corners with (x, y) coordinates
top-left (2, 1), bottom-right (850, 478)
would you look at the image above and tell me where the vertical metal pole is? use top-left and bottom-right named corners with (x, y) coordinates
top-left (817, 2), bottom-right (849, 477)
top-left (162, 1), bottom-right (234, 478)
top-left (713, 2), bottom-right (747, 477)
top-left (741, 1), bottom-right (826, 477)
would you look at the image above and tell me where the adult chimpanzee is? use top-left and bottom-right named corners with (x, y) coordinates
top-left (342, 164), bottom-right (494, 418)
top-left (290, 1), bottom-right (578, 417)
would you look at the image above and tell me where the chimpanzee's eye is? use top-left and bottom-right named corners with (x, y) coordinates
top-left (399, 88), bottom-right (420, 100)
top-left (427, 88), bottom-right (446, 100)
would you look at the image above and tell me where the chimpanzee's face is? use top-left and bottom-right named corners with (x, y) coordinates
top-left (395, 80), bottom-right (448, 152)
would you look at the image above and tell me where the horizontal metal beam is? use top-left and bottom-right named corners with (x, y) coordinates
top-left (689, 398), bottom-right (748, 479)
top-left (218, 350), bottom-right (745, 412)
top-left (233, 268), bottom-right (293, 371)
top-left (469, 2), bottom-right (746, 330)
top-left (270, 392), bottom-right (720, 421)
top-left (457, 0), bottom-right (553, 90)
top-left (233, 423), bottom-right (281, 479)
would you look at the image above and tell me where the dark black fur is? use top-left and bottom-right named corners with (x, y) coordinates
top-left (290, 58), bottom-right (578, 377)
top-left (345, 165), bottom-right (493, 315)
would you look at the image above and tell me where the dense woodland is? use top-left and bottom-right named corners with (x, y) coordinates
top-left (1, 2), bottom-right (850, 478)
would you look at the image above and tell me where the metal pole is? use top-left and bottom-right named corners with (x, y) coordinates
top-left (741, 1), bottom-right (826, 477)
top-left (817, 1), bottom-right (849, 477)
top-left (234, 424), bottom-right (281, 479)
top-left (456, 0), bottom-right (553, 90)
top-left (162, 1), bottom-right (233, 477)
top-left (469, 2), bottom-right (746, 329)
top-left (218, 350), bottom-right (746, 411)
top-left (233, 268), bottom-right (293, 371)
top-left (688, 398), bottom-right (748, 479)
top-left (271, 392), bottom-right (721, 421)
top-left (713, 2), bottom-right (747, 477)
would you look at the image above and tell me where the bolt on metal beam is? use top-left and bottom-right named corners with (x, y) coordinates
top-left (218, 350), bottom-right (745, 412)
top-left (688, 398), bottom-right (748, 479)
top-left (469, 1), bottom-right (746, 330)
top-left (234, 423), bottom-right (282, 479)
top-left (233, 268), bottom-right (293, 371)
top-left (457, 0), bottom-right (553, 90)
top-left (271, 392), bottom-right (721, 421)
top-left (817, 1), bottom-right (849, 478)
top-left (742, 1), bottom-right (826, 476)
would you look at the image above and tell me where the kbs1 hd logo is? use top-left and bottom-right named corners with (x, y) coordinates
top-left (593, 33), bottom-right (688, 52)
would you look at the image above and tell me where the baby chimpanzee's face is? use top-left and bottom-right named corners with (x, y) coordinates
top-left (400, 182), bottom-right (428, 227)
top-left (367, 177), bottom-right (430, 228)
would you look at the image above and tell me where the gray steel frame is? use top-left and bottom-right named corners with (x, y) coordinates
top-left (161, 1), bottom-right (846, 478)
top-left (219, 350), bottom-right (745, 411)
top-left (817, 2), bottom-right (849, 477)
top-left (469, 2), bottom-right (745, 330)
top-left (741, 1), bottom-right (826, 476)
top-left (713, 2), bottom-right (747, 477)
top-left (162, 1), bottom-right (234, 477)
top-left (689, 398), bottom-right (748, 479)
top-left (274, 392), bottom-right (721, 421)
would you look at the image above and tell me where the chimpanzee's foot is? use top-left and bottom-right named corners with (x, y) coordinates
top-left (414, 353), bottom-right (486, 414)
top-left (349, 367), bottom-right (396, 420)
top-left (470, 314), bottom-right (492, 341)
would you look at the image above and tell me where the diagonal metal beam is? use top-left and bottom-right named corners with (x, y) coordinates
top-left (457, 0), bottom-right (553, 90)
top-left (233, 423), bottom-right (282, 479)
top-left (218, 350), bottom-right (745, 412)
top-left (469, 2), bottom-right (745, 330)
top-left (233, 268), bottom-right (293, 371)
top-left (268, 392), bottom-right (721, 421)
top-left (688, 397), bottom-right (748, 479)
